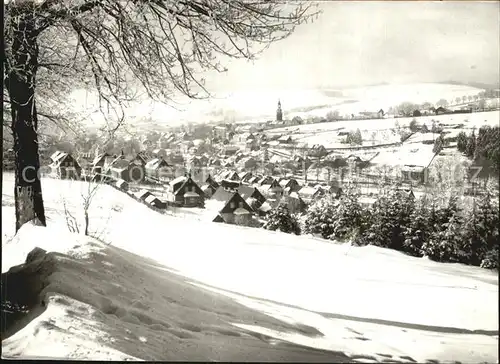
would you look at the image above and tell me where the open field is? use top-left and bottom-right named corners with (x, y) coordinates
top-left (267, 110), bottom-right (499, 148)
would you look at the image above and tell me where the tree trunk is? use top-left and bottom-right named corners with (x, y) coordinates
top-left (84, 211), bottom-right (89, 236)
top-left (5, 15), bottom-right (46, 232)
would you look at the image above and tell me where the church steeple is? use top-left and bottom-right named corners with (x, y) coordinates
top-left (276, 99), bottom-right (283, 122)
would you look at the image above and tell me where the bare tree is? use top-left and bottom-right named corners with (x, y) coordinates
top-left (4, 0), bottom-right (319, 232)
top-left (436, 99), bottom-right (448, 108)
top-left (58, 166), bottom-right (107, 237)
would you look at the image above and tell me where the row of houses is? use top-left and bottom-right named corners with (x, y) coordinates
top-left (197, 166), bottom-right (343, 227)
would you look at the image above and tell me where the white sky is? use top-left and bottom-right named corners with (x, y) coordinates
top-left (70, 1), bottom-right (500, 125)
top-left (207, 1), bottom-right (500, 92)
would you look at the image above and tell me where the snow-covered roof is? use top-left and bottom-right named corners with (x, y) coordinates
top-left (184, 191), bottom-right (200, 197)
top-left (169, 176), bottom-right (187, 187)
top-left (145, 195), bottom-right (160, 204)
top-left (233, 207), bottom-right (251, 215)
top-left (146, 158), bottom-right (169, 170)
top-left (135, 190), bottom-right (152, 200)
top-left (258, 202), bottom-right (273, 212)
top-left (298, 186), bottom-right (321, 197)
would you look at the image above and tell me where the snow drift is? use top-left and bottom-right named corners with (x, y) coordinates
top-left (2, 174), bottom-right (498, 362)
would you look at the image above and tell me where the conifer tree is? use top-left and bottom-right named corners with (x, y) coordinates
top-left (457, 131), bottom-right (468, 153)
top-left (403, 195), bottom-right (430, 257)
top-left (303, 195), bottom-right (338, 239)
top-left (424, 210), bottom-right (465, 263)
top-left (264, 205), bottom-right (301, 235)
top-left (330, 185), bottom-right (367, 241)
top-left (465, 130), bottom-right (476, 158)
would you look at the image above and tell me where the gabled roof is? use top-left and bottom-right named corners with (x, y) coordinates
top-left (212, 186), bottom-right (234, 202)
top-left (237, 185), bottom-right (265, 201)
top-left (220, 179), bottom-right (240, 189)
top-left (135, 190), bottom-right (152, 200)
top-left (258, 201), bottom-right (273, 213)
top-left (201, 184), bottom-right (217, 193)
top-left (213, 214), bottom-right (225, 223)
top-left (258, 175), bottom-right (274, 185)
top-left (247, 176), bottom-right (260, 184)
top-left (279, 179), bottom-right (290, 188)
top-left (136, 151), bottom-right (152, 163)
top-left (115, 179), bottom-right (128, 188)
top-left (92, 152), bottom-right (111, 166)
top-left (298, 186), bottom-right (323, 198)
top-left (169, 176), bottom-right (187, 191)
top-left (227, 171), bottom-right (241, 181)
top-left (145, 195), bottom-right (161, 204)
top-left (169, 175), bottom-right (204, 196)
top-left (146, 158), bottom-right (170, 170)
top-left (112, 158), bottom-right (131, 169)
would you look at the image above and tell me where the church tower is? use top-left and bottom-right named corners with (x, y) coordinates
top-left (276, 99), bottom-right (283, 122)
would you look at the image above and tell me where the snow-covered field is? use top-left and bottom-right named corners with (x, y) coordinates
top-left (269, 110), bottom-right (499, 138)
top-left (73, 83), bottom-right (488, 127)
top-left (2, 173), bottom-right (498, 362)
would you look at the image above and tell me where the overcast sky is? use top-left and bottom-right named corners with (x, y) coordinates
top-left (206, 1), bottom-right (500, 92)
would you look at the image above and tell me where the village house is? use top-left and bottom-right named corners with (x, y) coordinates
top-left (279, 178), bottom-right (301, 193)
top-left (238, 171), bottom-right (254, 184)
top-left (281, 192), bottom-right (307, 214)
top-left (211, 186), bottom-right (234, 203)
top-left (114, 179), bottom-right (129, 191)
top-left (257, 198), bottom-right (281, 217)
top-left (259, 179), bottom-right (283, 198)
top-left (144, 194), bottom-right (166, 209)
top-left (277, 135), bottom-right (293, 144)
top-left (256, 175), bottom-right (275, 186)
top-left (401, 165), bottom-right (428, 185)
top-left (220, 179), bottom-right (241, 190)
top-left (110, 158), bottom-right (145, 183)
top-left (214, 191), bottom-right (257, 226)
top-left (247, 175), bottom-right (261, 185)
top-left (136, 151), bottom-right (152, 165)
top-left (205, 174), bottom-right (220, 190)
top-left (298, 185), bottom-right (325, 203)
top-left (166, 175), bottom-right (205, 207)
top-left (91, 152), bottom-right (111, 179)
top-left (358, 109), bottom-right (384, 119)
top-left (152, 148), bottom-right (168, 159)
top-left (157, 133), bottom-right (175, 149)
top-left (168, 153), bottom-right (184, 165)
top-left (201, 184), bottom-right (218, 198)
top-left (435, 106), bottom-right (452, 115)
top-left (237, 185), bottom-right (267, 208)
top-left (49, 151), bottom-right (82, 180)
top-left (238, 156), bottom-right (258, 170)
top-left (222, 145), bottom-right (240, 156)
top-left (145, 157), bottom-right (171, 181)
top-left (134, 189), bottom-right (153, 200)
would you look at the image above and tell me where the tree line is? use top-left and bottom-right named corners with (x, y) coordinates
top-left (264, 184), bottom-right (499, 270)
top-left (456, 126), bottom-right (500, 172)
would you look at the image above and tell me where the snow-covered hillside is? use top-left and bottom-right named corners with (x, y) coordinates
top-left (2, 173), bottom-right (498, 362)
top-left (70, 83), bottom-right (486, 126)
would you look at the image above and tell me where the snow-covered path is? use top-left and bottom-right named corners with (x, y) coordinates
top-left (2, 173), bottom-right (498, 362)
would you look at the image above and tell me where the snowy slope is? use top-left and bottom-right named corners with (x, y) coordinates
top-left (2, 173), bottom-right (498, 362)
